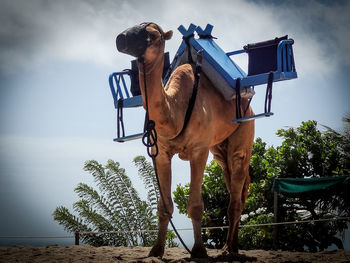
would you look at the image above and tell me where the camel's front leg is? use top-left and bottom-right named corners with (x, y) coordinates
top-left (149, 151), bottom-right (173, 258)
top-left (187, 148), bottom-right (209, 258)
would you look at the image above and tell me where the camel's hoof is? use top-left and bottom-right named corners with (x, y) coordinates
top-left (148, 244), bottom-right (164, 258)
top-left (222, 243), bottom-right (238, 254)
top-left (191, 245), bottom-right (208, 259)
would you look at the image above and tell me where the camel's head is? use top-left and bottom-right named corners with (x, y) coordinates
top-left (116, 22), bottom-right (173, 58)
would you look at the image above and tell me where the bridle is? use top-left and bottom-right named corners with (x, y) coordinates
top-left (137, 23), bottom-right (166, 75)
top-left (139, 22), bottom-right (165, 48)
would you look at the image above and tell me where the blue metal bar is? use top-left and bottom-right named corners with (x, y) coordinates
top-left (109, 71), bottom-right (137, 108)
top-left (109, 73), bottom-right (119, 109)
top-left (111, 71), bottom-right (132, 76)
top-left (121, 75), bottom-right (130, 99)
top-left (288, 45), bottom-right (293, 72)
top-left (282, 45), bottom-right (287, 72)
top-left (238, 71), bottom-right (297, 88)
top-left (122, 95), bottom-right (143, 108)
top-left (113, 132), bottom-right (144, 142)
top-left (277, 43), bottom-right (283, 73)
top-left (178, 23), bottom-right (197, 38)
top-left (226, 49), bottom-right (246, 56)
top-left (277, 39), bottom-right (294, 73)
top-left (232, 112), bottom-right (274, 123)
top-left (290, 46), bottom-right (296, 72)
top-left (115, 75), bottom-right (124, 100)
top-left (195, 24), bottom-right (214, 36)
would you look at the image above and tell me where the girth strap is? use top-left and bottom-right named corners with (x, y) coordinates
top-left (178, 49), bottom-right (203, 136)
top-left (117, 98), bottom-right (125, 139)
top-left (235, 78), bottom-right (242, 120)
top-left (265, 71), bottom-right (274, 113)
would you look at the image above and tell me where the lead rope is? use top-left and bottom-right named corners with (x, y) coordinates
top-left (139, 57), bottom-right (192, 255)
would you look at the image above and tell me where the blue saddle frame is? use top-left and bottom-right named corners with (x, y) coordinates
top-left (109, 23), bottom-right (297, 142)
top-left (109, 71), bottom-right (142, 109)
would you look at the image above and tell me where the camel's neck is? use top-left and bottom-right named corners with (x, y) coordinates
top-left (138, 53), bottom-right (165, 110)
top-left (138, 52), bottom-right (177, 137)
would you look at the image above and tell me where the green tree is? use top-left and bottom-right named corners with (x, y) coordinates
top-left (173, 120), bottom-right (350, 251)
top-left (239, 137), bottom-right (277, 250)
top-left (53, 157), bottom-right (178, 247)
top-left (323, 113), bottom-right (350, 177)
top-left (252, 120), bottom-right (349, 251)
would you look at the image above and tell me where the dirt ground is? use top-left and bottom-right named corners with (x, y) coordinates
top-left (1, 245), bottom-right (350, 263)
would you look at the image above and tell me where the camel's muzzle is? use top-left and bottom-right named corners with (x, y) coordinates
top-left (116, 23), bottom-right (150, 58)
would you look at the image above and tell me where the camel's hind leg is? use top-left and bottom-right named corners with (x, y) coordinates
top-left (211, 119), bottom-right (254, 253)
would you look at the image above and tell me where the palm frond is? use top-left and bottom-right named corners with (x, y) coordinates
top-left (105, 159), bottom-right (146, 244)
top-left (74, 183), bottom-right (124, 229)
top-left (133, 156), bottom-right (160, 212)
top-left (73, 199), bottom-right (130, 246)
top-left (54, 159), bottom-right (161, 247)
top-left (53, 206), bottom-right (89, 233)
top-left (52, 206), bottom-right (104, 246)
top-left (84, 160), bottom-right (134, 235)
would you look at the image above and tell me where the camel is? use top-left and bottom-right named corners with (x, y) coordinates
top-left (116, 23), bottom-right (255, 258)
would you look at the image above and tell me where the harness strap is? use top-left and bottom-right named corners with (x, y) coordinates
top-left (178, 50), bottom-right (203, 136)
top-left (245, 97), bottom-right (253, 115)
top-left (265, 72), bottom-right (274, 113)
top-left (117, 98), bottom-right (125, 139)
top-left (235, 78), bottom-right (242, 120)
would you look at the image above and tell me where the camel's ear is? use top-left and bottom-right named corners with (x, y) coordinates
top-left (147, 26), bottom-right (161, 39)
top-left (164, 30), bottom-right (173, 40)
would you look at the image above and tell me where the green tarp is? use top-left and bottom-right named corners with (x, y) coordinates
top-left (272, 176), bottom-right (349, 194)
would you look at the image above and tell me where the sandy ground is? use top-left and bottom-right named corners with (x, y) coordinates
top-left (0, 245), bottom-right (349, 263)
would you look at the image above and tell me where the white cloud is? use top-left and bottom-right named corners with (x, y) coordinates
top-left (1, 0), bottom-right (349, 76)
top-left (0, 0), bottom-right (141, 72)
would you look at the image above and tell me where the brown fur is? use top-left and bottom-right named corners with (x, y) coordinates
top-left (138, 24), bottom-right (254, 258)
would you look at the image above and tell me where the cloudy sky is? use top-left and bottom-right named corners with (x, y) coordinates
top-left (0, 0), bottom-right (349, 248)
